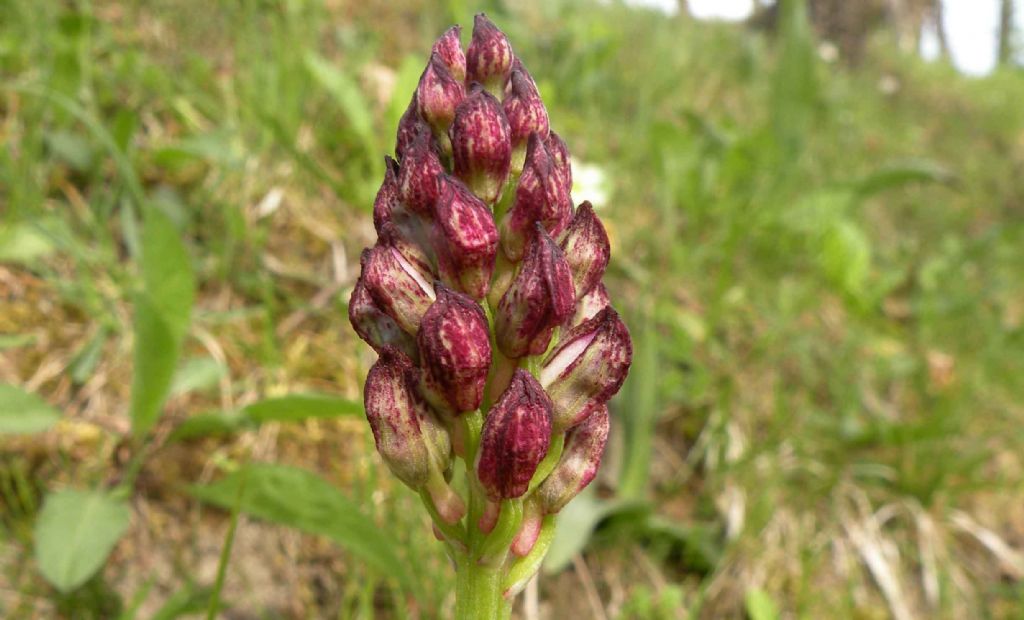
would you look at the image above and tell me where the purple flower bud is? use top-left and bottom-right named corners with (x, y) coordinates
top-left (499, 133), bottom-right (572, 261)
top-left (417, 54), bottom-right (465, 137)
top-left (398, 125), bottom-right (445, 215)
top-left (431, 174), bottom-right (499, 299)
top-left (432, 25), bottom-right (466, 83)
top-left (417, 285), bottom-right (491, 414)
top-left (450, 84), bottom-right (511, 204)
top-left (476, 370), bottom-right (552, 500)
top-left (348, 270), bottom-right (418, 359)
top-left (495, 225), bottom-right (576, 358)
top-left (503, 68), bottom-right (548, 152)
top-left (395, 93), bottom-right (421, 161)
top-left (362, 228), bottom-right (437, 335)
top-left (559, 202), bottom-right (610, 298)
top-left (536, 404), bottom-right (610, 514)
top-left (364, 346), bottom-right (452, 489)
top-left (373, 156), bottom-right (401, 233)
top-left (539, 307), bottom-right (632, 432)
top-left (566, 282), bottom-right (610, 330)
top-left (365, 347), bottom-right (465, 524)
top-left (546, 131), bottom-right (573, 196)
top-left (466, 14), bottom-right (514, 93)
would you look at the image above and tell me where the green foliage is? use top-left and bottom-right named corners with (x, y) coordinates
top-left (190, 463), bottom-right (416, 594)
top-left (33, 490), bottom-right (131, 593)
top-left (0, 385), bottom-right (61, 435)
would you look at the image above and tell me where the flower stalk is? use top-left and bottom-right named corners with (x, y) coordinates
top-left (349, 14), bottom-right (632, 618)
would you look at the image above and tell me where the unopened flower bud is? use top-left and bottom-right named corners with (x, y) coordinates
top-left (417, 54), bottom-right (465, 154)
top-left (395, 93), bottom-right (421, 161)
top-left (536, 404), bottom-right (610, 514)
top-left (466, 14), bottom-right (513, 93)
top-left (362, 228), bottom-right (437, 335)
top-left (476, 370), bottom-right (552, 500)
top-left (559, 201), bottom-right (610, 298)
top-left (546, 131), bottom-right (573, 196)
top-left (432, 25), bottom-right (466, 83)
top-left (450, 84), bottom-right (511, 204)
top-left (431, 174), bottom-right (499, 298)
top-left (418, 285), bottom-right (491, 414)
top-left (398, 125), bottom-right (445, 214)
top-left (348, 270), bottom-right (418, 359)
top-left (495, 224), bottom-right (575, 358)
top-left (373, 156), bottom-right (401, 233)
top-left (499, 133), bottom-right (572, 261)
top-left (365, 347), bottom-right (464, 523)
top-left (566, 282), bottom-right (610, 330)
top-left (503, 67), bottom-right (548, 156)
top-left (539, 307), bottom-right (632, 431)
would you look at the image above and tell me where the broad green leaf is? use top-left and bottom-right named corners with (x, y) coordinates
top-left (34, 489), bottom-right (131, 592)
top-left (170, 357), bottom-right (226, 396)
top-left (745, 588), bottom-right (780, 620)
top-left (819, 219), bottom-right (872, 305)
top-left (618, 303), bottom-right (659, 499)
top-left (303, 53), bottom-right (378, 161)
top-left (856, 158), bottom-right (954, 198)
top-left (168, 411), bottom-right (249, 443)
top-left (544, 491), bottom-right (646, 573)
top-left (0, 384), bottom-right (61, 435)
top-left (242, 393), bottom-right (362, 423)
top-left (0, 221), bottom-right (57, 265)
top-left (190, 464), bottom-right (414, 592)
top-left (130, 206), bottom-right (195, 436)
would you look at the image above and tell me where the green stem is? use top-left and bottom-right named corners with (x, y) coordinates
top-left (455, 553), bottom-right (512, 620)
top-left (503, 516), bottom-right (558, 599)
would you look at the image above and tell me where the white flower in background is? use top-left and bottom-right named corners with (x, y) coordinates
top-left (571, 159), bottom-right (610, 210)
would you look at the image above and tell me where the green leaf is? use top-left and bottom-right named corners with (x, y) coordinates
top-left (856, 158), bottom-right (954, 198)
top-left (241, 393), bottom-right (362, 423)
top-left (0, 384), bottom-right (61, 435)
top-left (34, 489), bottom-right (131, 592)
top-left (130, 206), bottom-right (195, 436)
top-left (544, 491), bottom-right (646, 573)
top-left (819, 219), bottom-right (872, 305)
top-left (745, 588), bottom-right (780, 620)
top-left (0, 220), bottom-right (57, 265)
top-left (190, 464), bottom-right (414, 592)
top-left (170, 357), bottom-right (226, 397)
top-left (168, 411), bottom-right (249, 443)
top-left (303, 53), bottom-right (379, 161)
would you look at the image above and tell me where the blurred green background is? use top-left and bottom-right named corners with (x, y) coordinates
top-left (2, 0), bottom-right (1024, 618)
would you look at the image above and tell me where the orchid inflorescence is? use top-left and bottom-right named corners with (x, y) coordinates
top-left (348, 14), bottom-right (632, 617)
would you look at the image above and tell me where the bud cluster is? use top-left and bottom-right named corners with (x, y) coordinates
top-left (349, 14), bottom-right (632, 599)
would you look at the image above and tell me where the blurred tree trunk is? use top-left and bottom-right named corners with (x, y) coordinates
top-left (806, 0), bottom-right (888, 65)
top-left (998, 0), bottom-right (1015, 65)
top-left (676, 0), bottom-right (689, 18)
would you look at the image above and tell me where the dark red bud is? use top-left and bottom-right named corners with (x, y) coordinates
top-left (500, 133), bottom-right (572, 261)
top-left (503, 68), bottom-right (549, 151)
top-left (362, 229), bottom-right (437, 335)
top-left (373, 156), bottom-right (401, 233)
top-left (450, 84), bottom-right (511, 204)
top-left (348, 269), bottom-right (418, 359)
top-left (364, 347), bottom-right (451, 489)
top-left (559, 202), bottom-right (610, 298)
top-left (466, 14), bottom-right (514, 92)
top-left (432, 25), bottom-right (467, 83)
top-left (545, 131), bottom-right (573, 196)
top-left (476, 370), bottom-right (553, 500)
top-left (417, 285), bottom-right (492, 414)
top-left (495, 225), bottom-right (576, 358)
top-left (536, 404), bottom-right (610, 514)
top-left (431, 174), bottom-right (500, 298)
top-left (395, 93), bottom-right (421, 161)
top-left (539, 307), bottom-right (632, 432)
top-left (398, 125), bottom-right (446, 214)
top-left (417, 53), bottom-right (465, 135)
